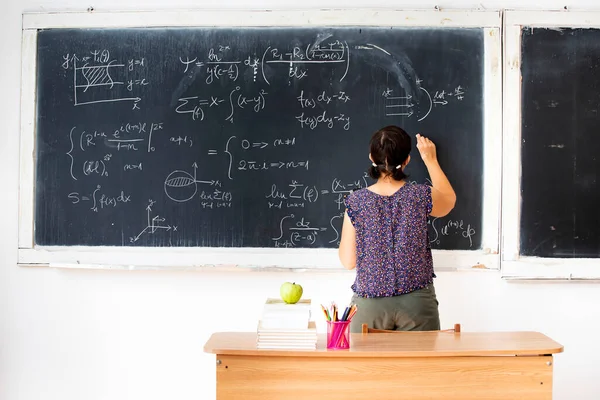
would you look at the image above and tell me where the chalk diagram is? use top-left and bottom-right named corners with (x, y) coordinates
top-left (130, 200), bottom-right (177, 243)
top-left (164, 162), bottom-right (217, 202)
top-left (382, 85), bottom-right (464, 122)
top-left (382, 87), bottom-right (434, 122)
top-left (63, 52), bottom-right (143, 109)
top-left (353, 43), bottom-right (465, 122)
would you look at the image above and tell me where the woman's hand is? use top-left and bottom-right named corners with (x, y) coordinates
top-left (416, 134), bottom-right (437, 165)
top-left (416, 133), bottom-right (456, 217)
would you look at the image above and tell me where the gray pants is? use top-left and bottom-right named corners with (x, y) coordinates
top-left (349, 284), bottom-right (440, 333)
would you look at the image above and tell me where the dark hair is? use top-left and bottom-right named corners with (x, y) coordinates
top-left (368, 125), bottom-right (411, 181)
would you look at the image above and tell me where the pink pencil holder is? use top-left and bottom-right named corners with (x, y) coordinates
top-left (326, 320), bottom-right (351, 350)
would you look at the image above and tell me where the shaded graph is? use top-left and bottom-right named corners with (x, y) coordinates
top-left (61, 51), bottom-right (146, 109)
top-left (164, 162), bottom-right (217, 202)
top-left (74, 58), bottom-right (141, 108)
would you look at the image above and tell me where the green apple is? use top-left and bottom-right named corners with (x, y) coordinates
top-left (280, 282), bottom-right (303, 304)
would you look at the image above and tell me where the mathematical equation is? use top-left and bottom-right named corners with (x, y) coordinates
top-left (175, 87), bottom-right (267, 123)
top-left (265, 176), bottom-right (369, 210)
top-left (66, 122), bottom-right (164, 181)
top-left (429, 218), bottom-right (477, 248)
top-left (50, 37), bottom-right (479, 249)
top-left (59, 114), bottom-right (477, 248)
top-left (178, 39), bottom-right (350, 86)
top-left (272, 213), bottom-right (345, 247)
top-left (270, 206), bottom-right (477, 248)
top-left (68, 185), bottom-right (131, 212)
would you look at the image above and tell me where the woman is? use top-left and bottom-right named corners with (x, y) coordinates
top-left (338, 125), bottom-right (456, 333)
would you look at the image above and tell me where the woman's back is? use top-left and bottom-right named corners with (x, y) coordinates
top-left (344, 183), bottom-right (434, 298)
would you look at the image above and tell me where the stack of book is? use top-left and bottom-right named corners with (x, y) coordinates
top-left (256, 298), bottom-right (317, 349)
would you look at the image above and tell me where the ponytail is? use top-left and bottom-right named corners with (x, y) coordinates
top-left (368, 163), bottom-right (408, 181)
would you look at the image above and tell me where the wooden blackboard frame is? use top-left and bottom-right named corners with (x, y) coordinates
top-left (503, 10), bottom-right (600, 280)
top-left (18, 9), bottom-right (502, 271)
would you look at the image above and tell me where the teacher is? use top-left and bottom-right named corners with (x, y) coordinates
top-left (338, 125), bottom-right (456, 333)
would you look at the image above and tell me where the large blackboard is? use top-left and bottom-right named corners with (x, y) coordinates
top-left (34, 27), bottom-right (484, 249)
top-left (520, 27), bottom-right (600, 258)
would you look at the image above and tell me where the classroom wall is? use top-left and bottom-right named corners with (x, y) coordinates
top-left (2, 1), bottom-right (600, 399)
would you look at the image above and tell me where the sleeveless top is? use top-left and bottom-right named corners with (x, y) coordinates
top-left (344, 184), bottom-right (435, 298)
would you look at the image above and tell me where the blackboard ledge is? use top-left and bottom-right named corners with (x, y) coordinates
top-left (18, 247), bottom-right (498, 271)
top-left (502, 258), bottom-right (600, 280)
top-left (12, 262), bottom-right (467, 274)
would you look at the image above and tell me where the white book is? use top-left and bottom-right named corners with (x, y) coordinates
top-left (264, 298), bottom-right (312, 308)
top-left (257, 343), bottom-right (316, 350)
top-left (260, 299), bottom-right (313, 329)
top-left (258, 338), bottom-right (317, 344)
top-left (261, 318), bottom-right (310, 326)
top-left (259, 339), bottom-right (317, 345)
top-left (262, 312), bottom-right (311, 318)
top-left (258, 320), bottom-right (316, 332)
top-left (258, 334), bottom-right (317, 340)
top-left (263, 298), bottom-right (312, 315)
top-left (260, 320), bottom-right (310, 329)
top-left (262, 309), bottom-right (312, 315)
top-left (258, 331), bottom-right (317, 337)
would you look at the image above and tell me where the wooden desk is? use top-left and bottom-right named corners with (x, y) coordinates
top-left (204, 331), bottom-right (563, 400)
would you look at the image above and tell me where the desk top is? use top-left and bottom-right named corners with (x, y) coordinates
top-left (204, 331), bottom-right (563, 358)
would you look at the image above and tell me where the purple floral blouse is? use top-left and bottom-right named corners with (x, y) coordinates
top-left (344, 184), bottom-right (435, 298)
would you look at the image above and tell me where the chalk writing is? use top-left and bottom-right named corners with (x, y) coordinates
top-left (164, 163), bottom-right (220, 203)
top-left (62, 50), bottom-right (147, 109)
top-left (321, 175), bottom-right (370, 209)
top-left (124, 162), bottom-right (143, 171)
top-left (273, 137), bottom-right (296, 147)
top-left (39, 30), bottom-right (480, 251)
top-left (130, 200), bottom-right (177, 243)
top-left (265, 180), bottom-right (319, 208)
top-left (296, 90), bottom-right (351, 108)
top-left (199, 189), bottom-right (233, 209)
top-left (68, 185), bottom-right (131, 212)
top-left (272, 214), bottom-right (329, 247)
top-left (295, 111), bottom-right (350, 130)
top-left (261, 40), bottom-right (350, 85)
top-left (238, 160), bottom-right (309, 171)
top-left (170, 136), bottom-right (194, 147)
top-left (382, 88), bottom-right (414, 118)
top-left (429, 218), bottom-right (476, 247)
top-left (175, 87), bottom-right (267, 123)
top-left (382, 84), bottom-right (466, 122)
top-left (66, 122), bottom-right (163, 180)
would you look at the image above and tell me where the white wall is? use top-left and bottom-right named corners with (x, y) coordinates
top-left (3, 1), bottom-right (600, 399)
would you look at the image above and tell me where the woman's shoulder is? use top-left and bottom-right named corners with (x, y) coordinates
top-left (347, 187), bottom-right (371, 199)
top-left (400, 183), bottom-right (432, 201)
top-left (344, 188), bottom-right (366, 206)
top-left (400, 183), bottom-right (433, 214)
top-left (401, 182), bottom-right (429, 193)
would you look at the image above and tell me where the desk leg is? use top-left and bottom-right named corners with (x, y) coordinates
top-left (215, 354), bottom-right (553, 400)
